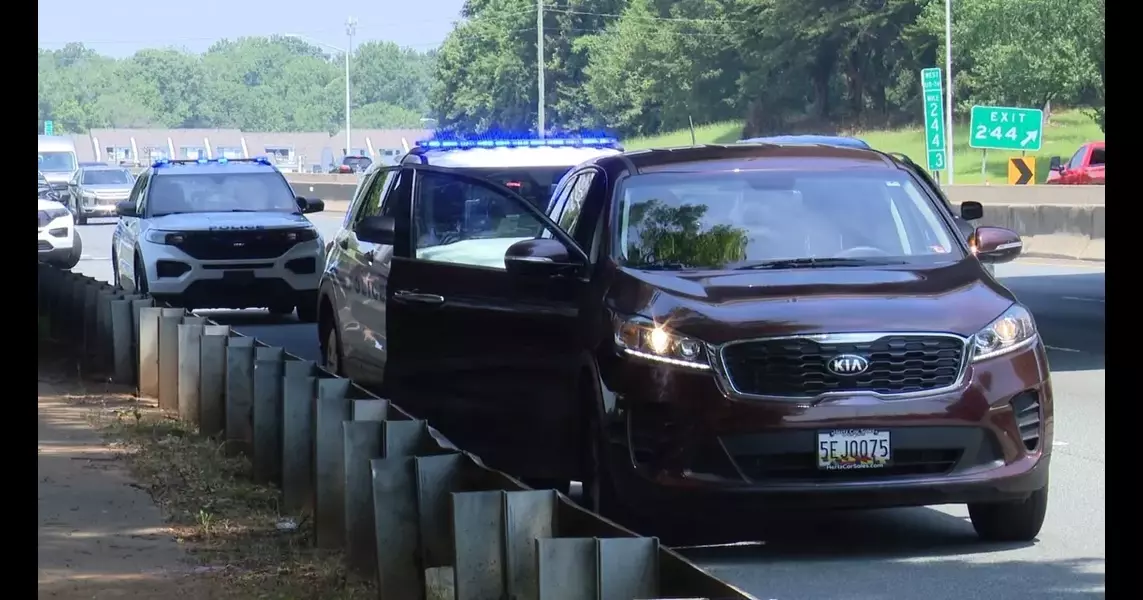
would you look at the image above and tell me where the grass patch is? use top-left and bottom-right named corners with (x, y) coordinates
top-left (96, 404), bottom-right (375, 599)
top-left (621, 110), bottom-right (1103, 184)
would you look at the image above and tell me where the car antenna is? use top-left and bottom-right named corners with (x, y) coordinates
top-left (688, 115), bottom-right (697, 146)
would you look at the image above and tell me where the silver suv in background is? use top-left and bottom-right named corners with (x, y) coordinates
top-left (67, 165), bottom-right (136, 224)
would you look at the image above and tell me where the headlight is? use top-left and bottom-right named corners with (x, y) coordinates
top-left (613, 316), bottom-right (711, 370)
top-left (144, 229), bottom-right (186, 245)
top-left (42, 207), bottom-right (71, 221)
top-left (972, 304), bottom-right (1037, 362)
top-left (286, 228), bottom-right (319, 242)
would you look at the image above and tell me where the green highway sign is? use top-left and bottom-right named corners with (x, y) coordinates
top-left (920, 68), bottom-right (946, 171)
top-left (969, 105), bottom-right (1043, 152)
top-left (43, 120), bottom-right (53, 136)
top-left (920, 68), bottom-right (942, 92)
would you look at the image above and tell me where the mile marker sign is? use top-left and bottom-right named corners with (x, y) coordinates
top-left (969, 105), bottom-right (1043, 152)
top-left (919, 68), bottom-right (946, 172)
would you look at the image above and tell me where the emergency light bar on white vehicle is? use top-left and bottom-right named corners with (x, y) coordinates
top-left (413, 136), bottom-right (622, 150)
top-left (151, 156), bottom-right (275, 168)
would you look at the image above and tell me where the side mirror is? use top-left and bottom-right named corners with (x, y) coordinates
top-left (115, 201), bottom-right (139, 218)
top-left (1049, 156), bottom-right (1064, 171)
top-left (504, 238), bottom-right (580, 277)
top-left (355, 215), bottom-right (396, 245)
top-left (959, 201), bottom-right (983, 221)
top-left (970, 226), bottom-right (1023, 264)
top-left (296, 196), bottom-right (324, 214)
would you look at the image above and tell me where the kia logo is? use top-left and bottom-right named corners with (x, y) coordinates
top-left (826, 354), bottom-right (870, 376)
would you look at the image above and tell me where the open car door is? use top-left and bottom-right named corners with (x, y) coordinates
top-left (362, 164), bottom-right (591, 480)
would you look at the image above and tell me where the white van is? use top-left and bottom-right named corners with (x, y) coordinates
top-left (38, 135), bottom-right (79, 197)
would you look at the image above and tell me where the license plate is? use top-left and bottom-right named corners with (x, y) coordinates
top-left (817, 429), bottom-right (891, 470)
top-left (222, 270), bottom-right (255, 282)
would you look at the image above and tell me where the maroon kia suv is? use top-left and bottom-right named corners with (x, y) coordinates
top-left (321, 141), bottom-right (1051, 543)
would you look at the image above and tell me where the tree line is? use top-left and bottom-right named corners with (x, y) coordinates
top-left (39, 0), bottom-right (1103, 139)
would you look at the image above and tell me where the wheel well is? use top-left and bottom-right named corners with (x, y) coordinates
top-left (317, 294), bottom-right (335, 346)
top-left (576, 365), bottom-right (604, 476)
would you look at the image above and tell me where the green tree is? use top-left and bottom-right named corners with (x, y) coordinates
top-left (626, 200), bottom-right (749, 267)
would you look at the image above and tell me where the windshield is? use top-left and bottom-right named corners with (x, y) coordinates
top-left (39, 151), bottom-right (77, 173)
top-left (615, 169), bottom-right (963, 270)
top-left (148, 172), bottom-right (299, 216)
top-left (461, 167), bottom-right (571, 210)
top-left (83, 169), bottom-right (133, 185)
top-left (38, 172), bottom-right (49, 187)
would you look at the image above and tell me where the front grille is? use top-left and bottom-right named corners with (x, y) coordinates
top-left (721, 334), bottom-right (966, 398)
top-left (173, 229), bottom-right (305, 260)
top-left (38, 240), bottom-right (52, 252)
top-left (38, 211), bottom-right (50, 227)
top-left (738, 448), bottom-right (962, 482)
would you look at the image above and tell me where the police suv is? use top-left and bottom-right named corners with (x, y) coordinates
top-left (317, 135), bottom-right (623, 372)
top-left (111, 157), bottom-right (326, 321)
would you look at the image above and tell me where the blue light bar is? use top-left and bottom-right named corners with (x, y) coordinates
top-left (152, 158), bottom-right (171, 168)
top-left (414, 136), bottom-right (620, 150)
top-left (152, 156), bottom-right (275, 168)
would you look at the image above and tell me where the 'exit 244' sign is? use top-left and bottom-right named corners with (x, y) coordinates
top-left (968, 106), bottom-right (1044, 152)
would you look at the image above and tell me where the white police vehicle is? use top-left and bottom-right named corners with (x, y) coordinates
top-left (112, 157), bottom-right (326, 321)
top-left (38, 197), bottom-right (81, 269)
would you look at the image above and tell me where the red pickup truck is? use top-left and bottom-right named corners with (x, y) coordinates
top-left (1047, 141), bottom-right (1105, 184)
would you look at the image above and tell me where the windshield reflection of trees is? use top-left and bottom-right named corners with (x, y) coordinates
top-left (626, 199), bottom-right (749, 269)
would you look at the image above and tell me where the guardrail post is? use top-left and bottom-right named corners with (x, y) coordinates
top-left (157, 308), bottom-right (187, 411)
top-left (353, 399), bottom-right (389, 421)
top-left (252, 346), bottom-right (285, 485)
top-left (281, 360), bottom-right (316, 513)
top-left (344, 418), bottom-right (384, 579)
top-left (131, 298), bottom-right (153, 371)
top-left (415, 453), bottom-right (465, 571)
top-left (137, 307), bottom-right (162, 398)
top-left (95, 288), bottom-right (119, 374)
top-left (314, 377), bottom-right (352, 548)
top-left (198, 325), bottom-right (230, 438)
top-left (505, 491), bottom-right (557, 600)
top-left (82, 284), bottom-right (101, 372)
top-left (177, 319), bottom-right (207, 425)
top-left (224, 336), bottom-right (257, 454)
top-left (535, 537), bottom-right (659, 600)
top-left (371, 456), bottom-right (419, 599)
top-left (110, 298), bottom-right (134, 385)
top-left (453, 491), bottom-right (507, 600)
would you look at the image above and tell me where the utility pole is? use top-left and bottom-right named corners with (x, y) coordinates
top-left (536, 0), bottom-right (545, 138)
top-left (345, 16), bottom-right (357, 157)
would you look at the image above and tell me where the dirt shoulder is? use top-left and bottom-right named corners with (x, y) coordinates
top-left (38, 378), bottom-right (213, 599)
top-left (37, 345), bottom-right (371, 599)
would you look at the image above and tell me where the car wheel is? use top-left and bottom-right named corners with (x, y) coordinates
top-left (57, 233), bottom-right (82, 270)
top-left (133, 253), bottom-right (149, 295)
top-left (968, 484), bottom-right (1049, 542)
top-left (321, 318), bottom-right (344, 376)
top-left (111, 249), bottom-right (120, 287)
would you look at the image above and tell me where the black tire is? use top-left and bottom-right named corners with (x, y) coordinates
top-left (968, 484), bottom-right (1049, 542)
top-left (133, 253), bottom-right (149, 295)
top-left (320, 313), bottom-right (345, 376)
top-left (111, 249), bottom-right (120, 287)
top-left (56, 233), bottom-right (82, 270)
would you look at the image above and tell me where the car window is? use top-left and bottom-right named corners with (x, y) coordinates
top-left (82, 169), bottom-right (133, 185)
top-left (559, 171), bottom-right (595, 235)
top-left (147, 171), bottom-right (298, 216)
top-left (615, 169), bottom-right (963, 270)
top-left (131, 173), bottom-right (151, 213)
top-left (350, 169), bottom-right (392, 226)
top-left (1090, 147), bottom-right (1105, 167)
top-left (413, 170), bottom-right (553, 270)
top-left (548, 173), bottom-right (581, 224)
top-left (1068, 146), bottom-right (1088, 170)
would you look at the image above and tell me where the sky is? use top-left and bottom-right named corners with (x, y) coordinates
top-left (38, 0), bottom-right (468, 56)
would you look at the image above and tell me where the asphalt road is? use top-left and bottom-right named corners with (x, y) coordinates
top-left (70, 215), bottom-right (1105, 600)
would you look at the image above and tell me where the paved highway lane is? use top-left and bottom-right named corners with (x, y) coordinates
top-left (69, 218), bottom-right (1104, 599)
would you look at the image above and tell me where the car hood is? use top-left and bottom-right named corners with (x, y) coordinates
top-left (41, 172), bottom-right (72, 184)
top-left (148, 211), bottom-right (314, 232)
top-left (609, 259), bottom-right (1016, 344)
top-left (38, 199), bottom-right (67, 211)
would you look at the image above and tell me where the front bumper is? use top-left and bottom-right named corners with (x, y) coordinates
top-left (76, 199), bottom-right (122, 218)
top-left (601, 339), bottom-right (1053, 512)
top-left (141, 239), bottom-right (322, 308)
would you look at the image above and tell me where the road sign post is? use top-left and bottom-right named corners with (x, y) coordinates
top-left (43, 120), bottom-right (54, 136)
top-left (968, 106), bottom-right (1043, 152)
top-left (920, 68), bottom-right (947, 174)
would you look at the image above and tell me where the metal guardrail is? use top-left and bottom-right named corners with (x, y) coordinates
top-left (36, 263), bottom-right (758, 600)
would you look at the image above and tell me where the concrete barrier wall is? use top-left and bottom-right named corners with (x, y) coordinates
top-left (37, 263), bottom-right (757, 600)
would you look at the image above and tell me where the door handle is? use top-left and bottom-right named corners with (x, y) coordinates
top-left (393, 290), bottom-right (445, 306)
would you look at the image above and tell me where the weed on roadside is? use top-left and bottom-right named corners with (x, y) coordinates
top-left (98, 404), bottom-right (376, 600)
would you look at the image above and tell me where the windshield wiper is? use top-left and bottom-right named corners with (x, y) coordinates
top-left (732, 257), bottom-right (906, 270)
top-left (636, 261), bottom-right (694, 271)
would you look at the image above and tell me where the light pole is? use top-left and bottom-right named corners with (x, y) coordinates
top-left (285, 18), bottom-right (356, 158)
top-left (944, 0), bottom-right (955, 184)
top-left (536, 0), bottom-right (545, 138)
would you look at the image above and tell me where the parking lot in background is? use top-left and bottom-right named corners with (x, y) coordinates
top-left (70, 214), bottom-right (1104, 600)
